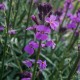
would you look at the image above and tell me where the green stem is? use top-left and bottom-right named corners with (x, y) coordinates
top-left (0, 0), bottom-right (3, 3)
top-left (67, 23), bottom-right (79, 51)
top-left (58, 1), bottom-right (79, 42)
top-left (12, 51), bottom-right (23, 73)
top-left (31, 41), bottom-right (42, 80)
top-left (13, 0), bottom-right (20, 28)
top-left (47, 0), bottom-right (50, 2)
top-left (0, 0), bottom-right (12, 80)
top-left (23, 0), bottom-right (33, 48)
top-left (67, 45), bottom-right (80, 80)
top-left (58, 6), bottom-right (69, 42)
top-left (72, 1), bottom-right (79, 14)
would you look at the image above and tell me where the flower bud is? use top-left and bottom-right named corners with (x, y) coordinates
top-left (31, 15), bottom-right (39, 25)
top-left (74, 30), bottom-right (79, 38)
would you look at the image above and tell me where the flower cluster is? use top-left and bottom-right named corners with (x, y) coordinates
top-left (8, 29), bottom-right (16, 35)
top-left (64, 0), bottom-right (74, 11)
top-left (20, 71), bottom-right (32, 80)
top-left (0, 26), bottom-right (4, 31)
top-left (22, 2), bottom-right (58, 79)
top-left (0, 3), bottom-right (5, 10)
top-left (38, 3), bottom-right (52, 20)
top-left (67, 8), bottom-right (80, 30)
top-left (22, 0), bottom-right (80, 79)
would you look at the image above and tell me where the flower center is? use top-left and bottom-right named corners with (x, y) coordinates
top-left (41, 31), bottom-right (44, 34)
top-left (50, 20), bottom-right (53, 24)
top-left (29, 44), bottom-right (33, 48)
top-left (42, 62), bottom-right (44, 64)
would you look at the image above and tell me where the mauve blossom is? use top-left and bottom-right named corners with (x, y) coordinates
top-left (21, 78), bottom-right (31, 80)
top-left (45, 40), bottom-right (56, 49)
top-left (38, 3), bottom-right (52, 20)
top-left (67, 22), bottom-right (76, 29)
top-left (24, 41), bottom-right (38, 55)
top-left (19, 71), bottom-right (32, 80)
top-left (54, 8), bottom-right (63, 17)
top-left (8, 30), bottom-right (16, 35)
top-left (31, 15), bottom-right (39, 25)
top-left (22, 59), bottom-right (35, 68)
top-left (35, 25), bottom-right (51, 41)
top-left (37, 60), bottom-right (47, 70)
top-left (68, 14), bottom-right (80, 23)
top-left (45, 15), bottom-right (59, 31)
top-left (64, 0), bottom-right (74, 10)
top-left (26, 25), bottom-right (36, 31)
top-left (74, 30), bottom-right (79, 38)
top-left (77, 8), bottom-right (80, 17)
top-left (0, 26), bottom-right (4, 31)
top-left (41, 40), bottom-right (56, 49)
top-left (0, 3), bottom-right (5, 10)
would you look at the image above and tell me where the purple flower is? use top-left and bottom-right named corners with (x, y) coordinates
top-left (22, 59), bottom-right (35, 68)
top-left (8, 30), bottom-right (16, 35)
top-left (35, 25), bottom-right (51, 41)
top-left (68, 14), bottom-right (80, 23)
top-left (24, 41), bottom-right (39, 55)
top-left (19, 71), bottom-right (32, 80)
top-left (0, 26), bottom-right (4, 31)
top-left (21, 78), bottom-right (31, 80)
top-left (45, 40), bottom-right (56, 49)
top-left (64, 0), bottom-right (74, 11)
top-left (74, 30), bottom-right (79, 37)
top-left (0, 3), bottom-right (5, 10)
top-left (31, 15), bottom-right (39, 25)
top-left (54, 8), bottom-right (63, 17)
top-left (26, 25), bottom-right (36, 31)
top-left (67, 22), bottom-right (76, 29)
top-left (77, 8), bottom-right (80, 17)
top-left (45, 15), bottom-right (59, 31)
top-left (38, 3), bottom-right (52, 21)
top-left (37, 60), bottom-right (47, 70)
top-left (78, 0), bottom-right (80, 2)
top-left (41, 40), bottom-right (56, 49)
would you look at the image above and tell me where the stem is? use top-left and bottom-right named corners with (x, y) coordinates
top-left (31, 41), bottom-right (42, 80)
top-left (13, 0), bottom-right (20, 28)
top-left (47, 0), bottom-right (50, 2)
top-left (23, 0), bottom-right (33, 48)
top-left (72, 1), bottom-right (79, 14)
top-left (67, 45), bottom-right (80, 80)
top-left (12, 51), bottom-right (23, 73)
top-left (0, 0), bottom-right (12, 80)
top-left (0, 0), bottom-right (3, 3)
top-left (67, 23), bottom-right (79, 51)
top-left (58, 7), bottom-right (69, 42)
top-left (58, 1), bottom-right (79, 42)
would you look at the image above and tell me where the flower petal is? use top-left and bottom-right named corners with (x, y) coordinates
top-left (21, 78), bottom-right (31, 80)
top-left (24, 45), bottom-right (34, 55)
top-left (50, 21), bottom-right (59, 31)
top-left (50, 15), bottom-right (56, 21)
top-left (40, 34), bottom-right (48, 41)
top-left (35, 32), bottom-right (42, 40)
top-left (45, 17), bottom-right (50, 23)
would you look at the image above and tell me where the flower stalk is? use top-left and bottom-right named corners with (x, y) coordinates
top-left (13, 0), bottom-right (20, 28)
top-left (31, 40), bottom-right (42, 80)
top-left (67, 44), bottom-right (80, 80)
top-left (0, 0), bottom-right (12, 80)
top-left (23, 0), bottom-right (33, 48)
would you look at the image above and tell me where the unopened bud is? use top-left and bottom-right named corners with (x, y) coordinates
top-left (31, 15), bottom-right (39, 25)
